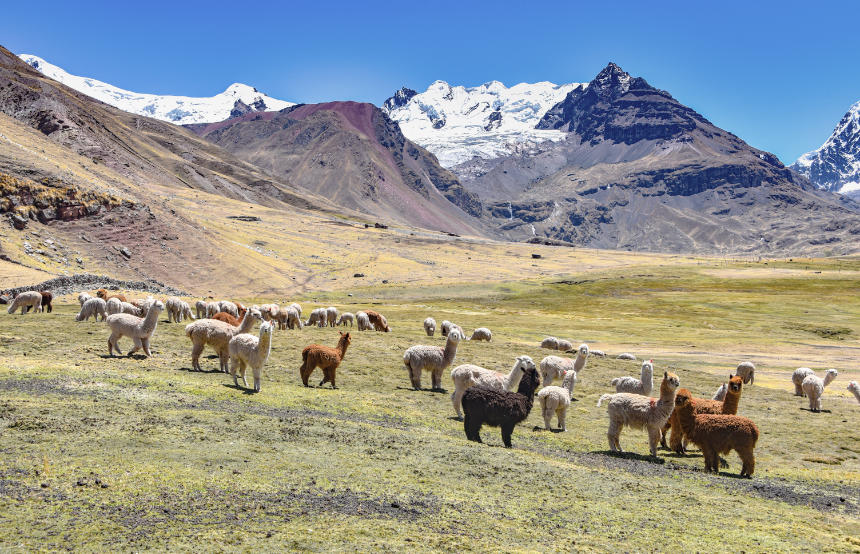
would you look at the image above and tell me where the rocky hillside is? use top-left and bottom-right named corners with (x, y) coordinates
top-left (190, 102), bottom-right (487, 235)
top-left (461, 63), bottom-right (860, 255)
top-left (791, 100), bottom-right (860, 197)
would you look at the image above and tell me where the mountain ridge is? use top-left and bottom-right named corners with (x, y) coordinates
top-left (791, 100), bottom-right (860, 196)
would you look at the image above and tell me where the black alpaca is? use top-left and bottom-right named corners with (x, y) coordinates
top-left (462, 365), bottom-right (541, 448)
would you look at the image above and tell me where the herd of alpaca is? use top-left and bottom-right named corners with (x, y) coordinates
top-left (5, 288), bottom-right (857, 478)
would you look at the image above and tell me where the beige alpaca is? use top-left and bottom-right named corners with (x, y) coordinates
top-left (802, 369), bottom-right (838, 412)
top-left (424, 317), bottom-right (436, 336)
top-left (403, 329), bottom-right (462, 391)
top-left (540, 344), bottom-right (589, 387)
top-left (76, 297), bottom-right (106, 321)
top-left (611, 360), bottom-right (654, 395)
top-left (598, 372), bottom-right (681, 457)
top-left (285, 306), bottom-right (303, 329)
top-left (469, 327), bottom-right (492, 342)
top-left (541, 336), bottom-right (559, 350)
top-left (847, 381), bottom-right (860, 403)
top-left (229, 321), bottom-right (273, 392)
top-left (185, 308), bottom-right (262, 372)
top-left (792, 367), bottom-right (815, 396)
top-left (325, 306), bottom-right (339, 327)
top-left (735, 361), bottom-right (755, 385)
top-left (106, 300), bottom-right (165, 357)
top-left (195, 300), bottom-right (208, 319)
top-left (538, 370), bottom-right (577, 431)
top-left (7, 291), bottom-right (42, 314)
top-left (78, 292), bottom-right (94, 306)
top-left (449, 355), bottom-right (535, 419)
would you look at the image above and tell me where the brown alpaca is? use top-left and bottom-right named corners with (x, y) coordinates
top-left (96, 288), bottom-right (127, 303)
top-left (300, 332), bottom-right (351, 389)
top-left (212, 312), bottom-right (241, 326)
top-left (364, 310), bottom-right (390, 332)
top-left (663, 375), bottom-right (743, 453)
top-left (23, 291), bottom-right (53, 313)
top-left (675, 390), bottom-right (759, 477)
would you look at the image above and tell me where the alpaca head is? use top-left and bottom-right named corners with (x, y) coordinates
top-left (661, 371), bottom-right (680, 395)
top-left (96, 289), bottom-right (108, 299)
top-left (516, 364), bottom-right (541, 395)
top-left (260, 321), bottom-right (273, 337)
top-left (447, 329), bottom-right (463, 344)
top-left (728, 374), bottom-right (743, 394)
top-left (641, 360), bottom-right (654, 377)
top-left (151, 300), bottom-right (165, 313)
top-left (561, 369), bottom-right (577, 389)
top-left (675, 388), bottom-right (693, 408)
top-left (577, 344), bottom-right (589, 357)
top-left (515, 355), bottom-right (535, 374)
top-left (823, 369), bottom-right (838, 386)
top-left (849, 381), bottom-right (859, 392)
top-left (339, 331), bottom-right (352, 347)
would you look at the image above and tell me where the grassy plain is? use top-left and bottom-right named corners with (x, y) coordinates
top-left (0, 259), bottom-right (858, 551)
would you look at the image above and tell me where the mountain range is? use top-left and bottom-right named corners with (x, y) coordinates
top-left (4, 48), bottom-right (860, 261)
top-left (791, 100), bottom-right (860, 197)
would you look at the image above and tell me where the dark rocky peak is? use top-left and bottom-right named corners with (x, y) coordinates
top-left (382, 87), bottom-right (417, 112)
top-left (230, 99), bottom-right (252, 118)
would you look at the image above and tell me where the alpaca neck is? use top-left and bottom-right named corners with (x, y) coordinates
top-left (851, 388), bottom-right (860, 401)
top-left (574, 353), bottom-right (587, 372)
top-left (140, 307), bottom-right (161, 335)
top-left (641, 366), bottom-right (653, 383)
top-left (336, 336), bottom-right (350, 358)
top-left (258, 330), bottom-right (272, 362)
top-left (677, 404), bottom-right (697, 438)
top-left (563, 372), bottom-right (576, 394)
top-left (237, 312), bottom-right (256, 333)
top-left (504, 363), bottom-right (525, 390)
top-left (443, 337), bottom-right (459, 365)
top-left (721, 387), bottom-right (741, 414)
top-left (823, 373), bottom-right (837, 387)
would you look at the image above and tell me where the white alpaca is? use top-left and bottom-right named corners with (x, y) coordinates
top-left (848, 381), bottom-right (860, 403)
top-left (118, 301), bottom-right (143, 316)
top-left (611, 360), bottom-right (654, 395)
top-left (206, 301), bottom-right (221, 318)
top-left (616, 353), bottom-right (637, 360)
top-left (736, 361), bottom-right (755, 385)
top-left (218, 301), bottom-right (239, 317)
top-left (76, 297), bottom-right (107, 321)
top-left (185, 308), bottom-right (263, 372)
top-left (541, 336), bottom-right (559, 350)
top-left (106, 300), bottom-right (165, 357)
top-left (557, 339), bottom-right (573, 352)
top-left (195, 300), bottom-right (208, 319)
top-left (305, 308), bottom-right (326, 328)
top-left (540, 344), bottom-right (590, 387)
top-left (286, 307), bottom-right (303, 329)
top-left (356, 311), bottom-right (372, 331)
top-left (712, 382), bottom-right (728, 401)
top-left (166, 297), bottom-right (195, 323)
top-left (403, 329), bottom-right (463, 391)
top-left (598, 372), bottom-right (681, 457)
top-left (792, 367), bottom-right (815, 396)
top-left (441, 320), bottom-right (453, 336)
top-left (7, 291), bottom-right (42, 314)
top-left (229, 321), bottom-right (273, 393)
top-left (78, 292), bottom-right (93, 306)
top-left (105, 297), bottom-right (122, 316)
top-left (469, 327), bottom-right (492, 342)
top-left (591, 349), bottom-right (606, 357)
top-left (259, 304), bottom-right (279, 322)
top-left (138, 296), bottom-right (158, 317)
top-left (538, 370), bottom-right (577, 431)
top-left (326, 306), bottom-right (339, 327)
top-left (289, 303), bottom-right (302, 319)
top-left (424, 317), bottom-right (436, 337)
top-left (449, 355), bottom-right (535, 419)
top-left (336, 312), bottom-right (354, 327)
top-left (802, 369), bottom-right (838, 412)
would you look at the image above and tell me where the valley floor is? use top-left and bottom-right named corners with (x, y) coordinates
top-left (0, 259), bottom-right (858, 551)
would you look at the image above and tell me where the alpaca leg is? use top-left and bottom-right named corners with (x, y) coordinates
top-left (660, 422), bottom-right (670, 448)
top-left (464, 415), bottom-right (482, 443)
top-left (501, 423), bottom-right (514, 448)
top-left (543, 408), bottom-right (552, 431)
top-left (406, 363), bottom-right (421, 390)
top-left (431, 368), bottom-right (443, 391)
top-left (252, 363), bottom-right (262, 393)
top-left (739, 447), bottom-right (755, 477)
top-left (142, 337), bottom-right (152, 357)
top-left (648, 426), bottom-right (661, 457)
top-left (319, 366), bottom-right (329, 387)
top-left (300, 362), bottom-right (313, 387)
top-left (451, 388), bottom-right (465, 420)
top-left (558, 407), bottom-right (566, 432)
top-left (327, 368), bottom-right (337, 389)
top-left (607, 420), bottom-right (620, 452)
top-left (219, 350), bottom-right (230, 373)
top-left (191, 341), bottom-right (204, 371)
top-left (128, 337), bottom-right (142, 356)
top-left (239, 360), bottom-right (248, 388)
top-left (794, 383), bottom-right (803, 396)
top-left (230, 357), bottom-right (240, 387)
top-left (669, 421), bottom-right (685, 454)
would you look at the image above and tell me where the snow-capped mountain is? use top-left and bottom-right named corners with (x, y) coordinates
top-left (382, 79), bottom-right (585, 168)
top-left (791, 100), bottom-right (860, 195)
top-left (18, 54), bottom-right (294, 125)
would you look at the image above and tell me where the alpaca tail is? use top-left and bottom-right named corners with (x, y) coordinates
top-left (597, 394), bottom-right (613, 407)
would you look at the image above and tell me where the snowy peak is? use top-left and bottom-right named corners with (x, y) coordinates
top-left (18, 54), bottom-right (294, 125)
top-left (382, 78), bottom-right (585, 167)
top-left (791, 100), bottom-right (860, 195)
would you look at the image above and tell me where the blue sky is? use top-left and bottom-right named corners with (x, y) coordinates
top-left (2, 0), bottom-right (857, 163)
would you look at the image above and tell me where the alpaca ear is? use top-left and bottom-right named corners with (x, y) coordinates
top-left (664, 371), bottom-right (668, 378)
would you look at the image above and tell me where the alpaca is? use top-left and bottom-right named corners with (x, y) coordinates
top-left (423, 317), bottom-right (436, 336)
top-left (450, 356), bottom-right (535, 419)
top-left (260, 304), bottom-right (280, 322)
top-left (462, 364), bottom-right (541, 448)
top-left (96, 289), bottom-right (127, 303)
top-left (7, 291), bottom-right (42, 314)
top-left (137, 296), bottom-right (158, 317)
top-left (105, 297), bottom-right (122, 316)
top-left (218, 301), bottom-right (239, 318)
top-left (557, 339), bottom-right (573, 352)
top-left (205, 301), bottom-right (221, 318)
top-left (802, 369), bottom-right (838, 412)
top-left (591, 349), bottom-right (606, 357)
top-left (441, 320), bottom-right (453, 336)
top-left (229, 321), bottom-right (274, 392)
top-left (185, 308), bottom-right (263, 372)
top-left (166, 297), bottom-right (195, 323)
top-left (212, 312), bottom-right (242, 326)
top-left (325, 306), bottom-right (339, 327)
top-left (712, 383), bottom-right (728, 401)
top-left (271, 308), bottom-right (289, 330)
top-left (364, 309), bottom-right (390, 332)
top-left (403, 329), bottom-right (462, 391)
top-left (674, 390), bottom-right (759, 477)
top-left (300, 332), bottom-right (351, 389)
top-left (286, 306), bottom-right (303, 329)
top-left (616, 353), bottom-right (637, 360)
top-left (792, 367), bottom-right (815, 396)
top-left (541, 336), bottom-right (559, 350)
top-left (848, 381), bottom-right (860, 403)
top-left (118, 302), bottom-right (143, 316)
top-left (76, 297), bottom-right (107, 322)
top-left (540, 344), bottom-right (589, 387)
top-left (664, 375), bottom-right (743, 454)
top-left (597, 372), bottom-right (680, 457)
top-left (356, 311), bottom-right (372, 331)
top-left (611, 360), bottom-right (654, 395)
top-left (289, 302), bottom-right (302, 319)
top-left (78, 292), bottom-right (93, 306)
top-left (469, 327), bottom-right (492, 342)
top-left (336, 312), bottom-right (354, 327)
top-left (305, 308), bottom-right (326, 328)
top-left (538, 370), bottom-right (577, 431)
top-left (736, 361), bottom-right (755, 385)
top-left (38, 291), bottom-right (53, 313)
top-left (106, 300), bottom-right (165, 357)
top-left (195, 300), bottom-right (208, 319)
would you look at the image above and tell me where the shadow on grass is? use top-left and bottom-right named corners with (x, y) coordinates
top-left (531, 426), bottom-right (565, 433)
top-left (175, 366), bottom-right (223, 374)
top-left (98, 354), bottom-right (149, 360)
top-left (799, 408), bottom-right (833, 413)
top-left (592, 450), bottom-right (666, 464)
top-left (221, 383), bottom-right (257, 395)
top-left (394, 386), bottom-right (448, 394)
